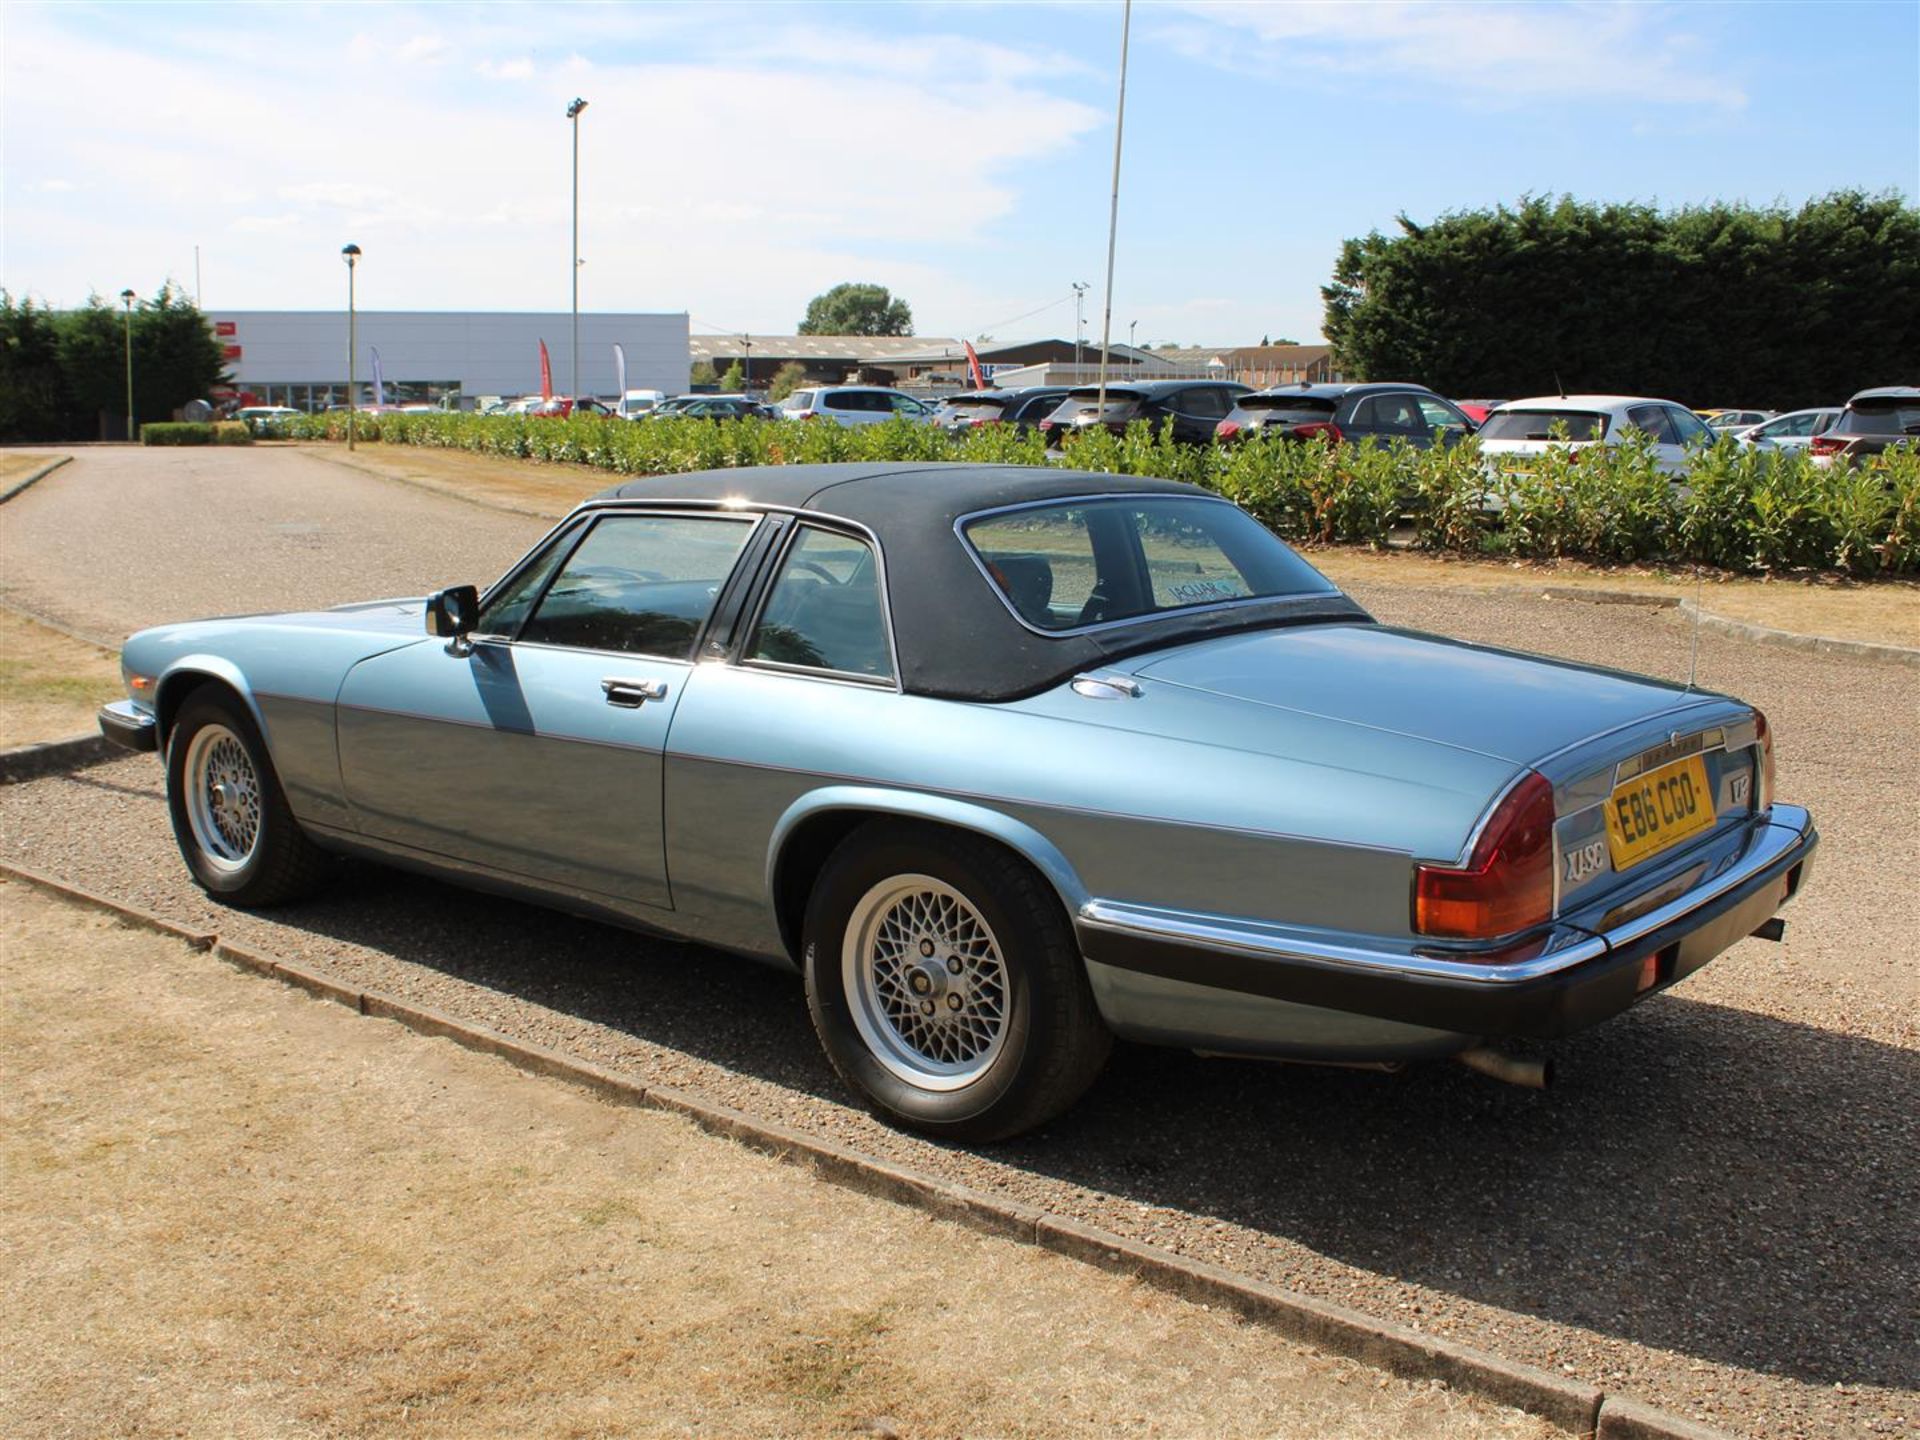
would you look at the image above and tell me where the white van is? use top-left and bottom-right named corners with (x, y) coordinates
top-left (618, 389), bottom-right (668, 420)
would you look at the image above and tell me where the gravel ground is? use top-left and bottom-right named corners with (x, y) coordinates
top-left (4, 449), bottom-right (1915, 1439)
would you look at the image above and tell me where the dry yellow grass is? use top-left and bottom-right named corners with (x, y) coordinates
top-left (1, 881), bottom-right (1554, 1440)
top-left (0, 610), bottom-right (122, 747)
top-left (0, 451), bottom-right (64, 485)
top-left (313, 442), bottom-right (1919, 649)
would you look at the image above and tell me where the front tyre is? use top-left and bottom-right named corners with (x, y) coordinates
top-left (165, 689), bottom-right (329, 907)
top-left (803, 822), bottom-right (1110, 1142)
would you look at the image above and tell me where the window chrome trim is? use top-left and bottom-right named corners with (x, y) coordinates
top-left (952, 492), bottom-right (1342, 640)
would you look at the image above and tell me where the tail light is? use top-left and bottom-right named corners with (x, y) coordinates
top-left (1039, 418), bottom-right (1055, 431)
top-left (1217, 420), bottom-right (1241, 439)
top-left (1293, 421), bottom-right (1344, 444)
top-left (1808, 433), bottom-right (1846, 456)
top-left (1753, 709), bottom-right (1775, 810)
top-left (1414, 771), bottom-right (1557, 943)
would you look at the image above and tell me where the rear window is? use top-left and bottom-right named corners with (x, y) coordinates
top-left (1478, 409), bottom-right (1610, 442)
top-left (780, 391), bottom-right (815, 412)
top-left (1238, 395), bottom-right (1338, 420)
top-left (1056, 388), bottom-right (1145, 420)
top-left (963, 496), bottom-right (1335, 633)
top-left (944, 397), bottom-right (1011, 418)
top-left (1836, 400), bottom-right (1920, 435)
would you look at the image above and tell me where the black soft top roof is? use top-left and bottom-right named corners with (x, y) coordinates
top-left (589, 463), bottom-right (1369, 701)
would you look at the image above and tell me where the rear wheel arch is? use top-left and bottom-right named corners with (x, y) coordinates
top-left (767, 794), bottom-right (1090, 965)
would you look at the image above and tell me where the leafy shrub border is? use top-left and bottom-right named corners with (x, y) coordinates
top-left (273, 412), bottom-right (1920, 577)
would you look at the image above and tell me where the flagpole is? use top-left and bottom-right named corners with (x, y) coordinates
top-left (1095, 0), bottom-right (1132, 413)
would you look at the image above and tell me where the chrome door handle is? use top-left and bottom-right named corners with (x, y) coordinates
top-left (602, 676), bottom-right (669, 707)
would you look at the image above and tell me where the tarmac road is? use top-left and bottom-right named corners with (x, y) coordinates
top-left (3, 447), bottom-right (1915, 1438)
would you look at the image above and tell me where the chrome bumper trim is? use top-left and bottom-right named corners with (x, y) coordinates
top-left (1079, 805), bottom-right (1814, 988)
top-left (97, 700), bottom-right (158, 754)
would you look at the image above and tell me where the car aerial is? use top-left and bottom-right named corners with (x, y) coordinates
top-left (1216, 382), bottom-right (1475, 448)
top-left (1808, 385), bottom-right (1920, 466)
top-left (776, 386), bottom-right (934, 427)
top-left (1039, 380), bottom-right (1252, 448)
top-left (931, 386), bottom-right (1071, 438)
top-left (1733, 407), bottom-right (1842, 453)
top-left (1476, 395), bottom-right (1717, 478)
top-left (96, 463), bottom-right (1816, 1141)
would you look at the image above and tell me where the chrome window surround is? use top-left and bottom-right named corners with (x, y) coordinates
top-left (952, 492), bottom-right (1342, 640)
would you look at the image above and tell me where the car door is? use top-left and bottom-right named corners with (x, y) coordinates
top-left (1625, 405), bottom-right (1689, 475)
top-left (334, 509), bottom-right (762, 909)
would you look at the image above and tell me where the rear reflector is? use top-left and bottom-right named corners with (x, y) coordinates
top-left (1414, 771), bottom-right (1557, 943)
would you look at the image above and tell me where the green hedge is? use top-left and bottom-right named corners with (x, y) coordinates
top-left (140, 420), bottom-right (254, 446)
top-left (278, 412), bottom-right (1920, 576)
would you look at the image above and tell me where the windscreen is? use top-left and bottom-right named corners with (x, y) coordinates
top-left (964, 496), bottom-right (1335, 632)
top-left (1478, 409), bottom-right (1610, 442)
top-left (1236, 395), bottom-right (1338, 420)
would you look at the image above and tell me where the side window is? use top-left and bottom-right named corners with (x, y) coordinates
top-left (888, 393), bottom-right (925, 415)
top-left (1416, 395), bottom-right (1469, 431)
top-left (517, 514), bottom-right (756, 657)
top-left (1177, 387), bottom-right (1233, 420)
top-left (1666, 407), bottom-right (1713, 445)
top-left (1627, 405), bottom-right (1676, 443)
top-left (477, 522), bottom-right (584, 638)
top-left (746, 526), bottom-right (893, 680)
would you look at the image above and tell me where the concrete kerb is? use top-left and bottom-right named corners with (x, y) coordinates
top-left (0, 453), bottom-right (73, 505)
top-left (0, 857), bottom-right (1744, 1440)
top-left (0, 732), bottom-right (120, 785)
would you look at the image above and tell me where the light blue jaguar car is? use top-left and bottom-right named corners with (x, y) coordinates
top-left (99, 463), bottom-right (1817, 1140)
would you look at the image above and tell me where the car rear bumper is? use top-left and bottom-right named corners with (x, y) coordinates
top-left (1073, 805), bottom-right (1816, 1042)
top-left (98, 700), bottom-right (158, 754)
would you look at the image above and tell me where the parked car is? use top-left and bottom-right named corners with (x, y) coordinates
top-left (97, 463), bottom-right (1816, 1141)
top-left (1732, 408), bottom-right (1842, 453)
top-left (529, 396), bottom-right (617, 420)
top-left (776, 386), bottom-right (934, 427)
top-left (233, 405), bottom-right (304, 433)
top-left (1217, 383), bottom-right (1475, 447)
top-left (1808, 386), bottom-right (1920, 466)
top-left (931, 386), bottom-right (1071, 438)
top-left (1700, 409), bottom-right (1775, 432)
top-left (648, 395), bottom-right (776, 421)
top-left (1477, 395), bottom-right (1716, 477)
top-left (618, 389), bottom-right (668, 420)
top-left (1039, 380), bottom-right (1251, 448)
top-left (1453, 400), bottom-right (1507, 425)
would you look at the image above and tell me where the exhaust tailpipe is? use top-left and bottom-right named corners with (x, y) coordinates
top-left (1456, 1046), bottom-right (1552, 1090)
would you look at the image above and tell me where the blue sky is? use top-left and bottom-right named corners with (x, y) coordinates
top-left (4, 1), bottom-right (1915, 346)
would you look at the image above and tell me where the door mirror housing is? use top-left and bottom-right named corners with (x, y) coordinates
top-left (425, 585), bottom-right (479, 638)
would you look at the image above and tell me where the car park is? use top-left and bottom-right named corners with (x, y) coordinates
top-left (1476, 395), bottom-right (1716, 477)
top-left (1701, 408), bottom-right (1775, 432)
top-left (96, 461), bottom-right (1816, 1142)
top-left (931, 386), bottom-right (1071, 438)
top-left (1808, 385), bottom-right (1920, 466)
top-left (1039, 380), bottom-right (1251, 447)
top-left (529, 396), bottom-right (618, 420)
top-left (1733, 407), bottom-right (1841, 452)
top-left (1216, 382), bottom-right (1475, 448)
top-left (776, 386), bottom-right (934, 427)
top-left (233, 405), bottom-right (304, 432)
top-left (649, 395), bottom-right (776, 421)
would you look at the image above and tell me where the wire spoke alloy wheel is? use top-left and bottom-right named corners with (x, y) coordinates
top-left (844, 874), bottom-right (1010, 1092)
top-left (183, 723), bottom-right (262, 874)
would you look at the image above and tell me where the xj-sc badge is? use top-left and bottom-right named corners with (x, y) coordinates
top-left (1564, 838), bottom-right (1608, 885)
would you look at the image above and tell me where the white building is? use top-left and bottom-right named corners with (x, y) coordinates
top-left (207, 310), bottom-right (689, 411)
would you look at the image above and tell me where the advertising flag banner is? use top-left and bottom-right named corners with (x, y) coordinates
top-left (614, 342), bottom-right (627, 401)
top-left (370, 347), bottom-right (385, 407)
top-left (963, 340), bottom-right (988, 391)
top-left (538, 340), bottom-right (554, 400)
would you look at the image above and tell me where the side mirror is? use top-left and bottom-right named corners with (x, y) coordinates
top-left (425, 585), bottom-right (479, 638)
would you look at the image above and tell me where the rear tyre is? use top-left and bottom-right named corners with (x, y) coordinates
top-left (165, 689), bottom-right (329, 907)
top-left (803, 822), bottom-right (1111, 1142)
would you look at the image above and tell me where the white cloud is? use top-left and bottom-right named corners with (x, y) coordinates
top-left (476, 58), bottom-right (534, 80)
top-left (1162, 1), bottom-right (1745, 111)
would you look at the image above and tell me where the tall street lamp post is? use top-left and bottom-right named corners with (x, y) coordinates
top-left (567, 97), bottom-right (588, 400)
top-left (118, 289), bottom-right (136, 441)
top-left (741, 334), bottom-right (752, 395)
top-left (342, 244), bottom-right (361, 451)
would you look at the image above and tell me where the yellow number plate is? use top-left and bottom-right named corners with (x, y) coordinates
top-left (1604, 754), bottom-right (1714, 872)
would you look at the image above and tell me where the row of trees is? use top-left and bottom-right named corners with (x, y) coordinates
top-left (0, 287), bottom-right (230, 442)
top-left (1322, 191), bottom-right (1919, 408)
